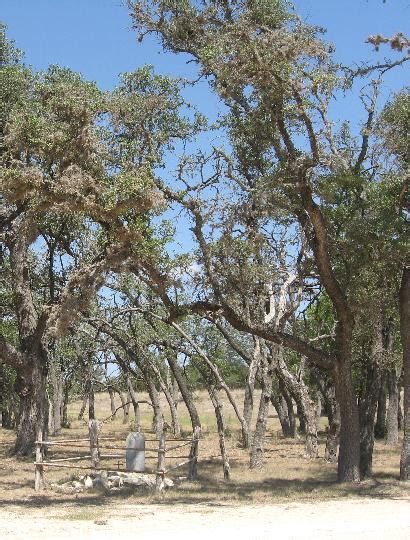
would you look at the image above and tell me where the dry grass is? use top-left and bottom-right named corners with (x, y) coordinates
top-left (0, 389), bottom-right (407, 511)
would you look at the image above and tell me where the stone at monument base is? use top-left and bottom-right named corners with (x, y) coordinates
top-left (51, 471), bottom-right (174, 494)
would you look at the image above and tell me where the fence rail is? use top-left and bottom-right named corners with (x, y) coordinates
top-left (34, 423), bottom-right (200, 493)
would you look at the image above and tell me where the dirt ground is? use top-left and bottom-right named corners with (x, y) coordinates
top-left (1, 391), bottom-right (409, 538)
top-left (0, 498), bottom-right (409, 539)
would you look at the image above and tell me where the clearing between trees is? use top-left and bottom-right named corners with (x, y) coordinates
top-left (0, 391), bottom-right (408, 538)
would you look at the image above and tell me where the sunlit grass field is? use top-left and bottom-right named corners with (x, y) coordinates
top-left (0, 389), bottom-right (406, 507)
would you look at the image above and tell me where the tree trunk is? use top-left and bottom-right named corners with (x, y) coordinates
top-left (208, 383), bottom-right (230, 480)
top-left (145, 379), bottom-right (164, 438)
top-left (48, 360), bottom-right (64, 435)
top-left (309, 364), bottom-right (340, 462)
top-left (296, 401), bottom-right (307, 434)
top-left (108, 386), bottom-right (117, 419)
top-left (324, 385), bottom-right (340, 463)
top-left (61, 382), bottom-right (71, 428)
top-left (88, 382), bottom-right (95, 421)
top-left (77, 393), bottom-right (88, 421)
top-left (162, 384), bottom-right (181, 437)
top-left (242, 341), bottom-right (260, 447)
top-left (334, 342), bottom-right (360, 482)
top-left (281, 381), bottom-right (297, 437)
top-left (14, 349), bottom-right (49, 456)
top-left (359, 363), bottom-right (380, 479)
top-left (118, 391), bottom-right (129, 424)
top-left (250, 352), bottom-right (273, 469)
top-left (398, 388), bottom-right (403, 431)
top-left (399, 266), bottom-right (409, 480)
top-left (374, 374), bottom-right (387, 439)
top-left (167, 355), bottom-right (201, 432)
top-left (386, 368), bottom-right (399, 445)
top-left (270, 392), bottom-right (292, 437)
top-left (276, 357), bottom-right (318, 458)
top-left (126, 377), bottom-right (141, 431)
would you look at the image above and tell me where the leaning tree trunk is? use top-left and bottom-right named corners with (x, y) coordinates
top-left (144, 378), bottom-right (164, 438)
top-left (126, 377), bottom-right (141, 431)
top-left (108, 386), bottom-right (117, 419)
top-left (166, 355), bottom-right (201, 432)
top-left (250, 351), bottom-right (273, 469)
top-left (146, 360), bottom-right (181, 437)
top-left (270, 392), bottom-right (293, 437)
top-left (277, 357), bottom-right (318, 458)
top-left (208, 383), bottom-right (230, 480)
top-left (118, 391), bottom-right (130, 424)
top-left (281, 381), bottom-right (297, 437)
top-left (399, 266), bottom-right (409, 480)
top-left (14, 348), bottom-right (49, 456)
top-left (242, 340), bottom-right (260, 448)
top-left (386, 368), bottom-right (399, 445)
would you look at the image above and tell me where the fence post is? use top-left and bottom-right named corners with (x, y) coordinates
top-left (188, 426), bottom-right (200, 480)
top-left (88, 419), bottom-right (100, 469)
top-left (156, 431), bottom-right (166, 492)
top-left (34, 428), bottom-right (44, 491)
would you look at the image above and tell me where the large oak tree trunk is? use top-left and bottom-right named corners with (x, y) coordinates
top-left (334, 344), bottom-right (360, 482)
top-left (399, 266), bottom-right (409, 480)
top-left (14, 348), bottom-right (49, 456)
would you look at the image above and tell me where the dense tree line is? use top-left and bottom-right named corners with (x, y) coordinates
top-left (0, 1), bottom-right (408, 484)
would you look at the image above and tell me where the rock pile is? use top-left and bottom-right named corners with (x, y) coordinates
top-left (51, 471), bottom-right (174, 494)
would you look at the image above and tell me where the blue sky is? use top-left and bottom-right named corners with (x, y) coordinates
top-left (2, 0), bottom-right (409, 253)
top-left (2, 0), bottom-right (409, 97)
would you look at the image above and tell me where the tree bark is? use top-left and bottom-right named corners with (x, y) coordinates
top-left (386, 368), bottom-right (399, 445)
top-left (108, 386), bottom-right (117, 418)
top-left (166, 355), bottom-right (201, 432)
top-left (126, 377), bottom-right (141, 431)
top-left (281, 381), bottom-right (297, 437)
top-left (270, 392), bottom-right (292, 437)
top-left (399, 266), bottom-right (409, 480)
top-left (359, 362), bottom-right (380, 479)
top-left (242, 340), bottom-right (260, 447)
top-left (250, 346), bottom-right (273, 469)
top-left (88, 381), bottom-right (95, 421)
top-left (14, 348), bottom-right (49, 456)
top-left (61, 382), bottom-right (71, 428)
top-left (276, 356), bottom-right (318, 458)
top-left (374, 373), bottom-right (387, 439)
top-left (334, 340), bottom-right (360, 482)
top-left (309, 364), bottom-right (340, 462)
top-left (48, 359), bottom-right (64, 435)
top-left (208, 383), bottom-right (231, 480)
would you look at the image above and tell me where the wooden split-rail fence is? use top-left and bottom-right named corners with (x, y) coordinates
top-left (34, 423), bottom-right (201, 493)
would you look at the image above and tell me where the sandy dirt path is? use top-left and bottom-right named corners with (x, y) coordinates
top-left (0, 498), bottom-right (409, 540)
